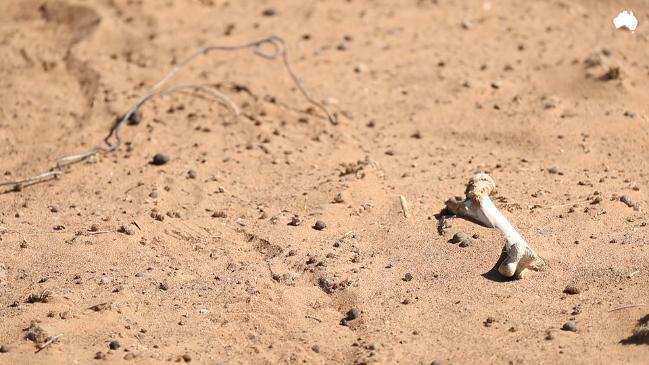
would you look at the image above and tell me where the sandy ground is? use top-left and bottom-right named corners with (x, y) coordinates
top-left (1, 0), bottom-right (649, 364)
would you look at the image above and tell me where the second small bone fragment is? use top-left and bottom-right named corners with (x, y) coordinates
top-left (445, 173), bottom-right (544, 278)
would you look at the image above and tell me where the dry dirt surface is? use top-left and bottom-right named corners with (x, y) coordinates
top-left (1, 0), bottom-right (649, 364)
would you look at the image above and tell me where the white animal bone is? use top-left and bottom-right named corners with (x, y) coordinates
top-left (445, 173), bottom-right (544, 278)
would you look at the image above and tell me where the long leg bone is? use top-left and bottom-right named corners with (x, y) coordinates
top-left (445, 173), bottom-right (544, 278)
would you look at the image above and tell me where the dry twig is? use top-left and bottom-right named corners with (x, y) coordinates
top-left (608, 304), bottom-right (646, 312)
top-left (1, 35), bottom-right (336, 191)
top-left (399, 195), bottom-right (410, 218)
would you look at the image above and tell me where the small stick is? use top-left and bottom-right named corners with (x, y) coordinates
top-left (399, 195), bottom-right (410, 218)
top-left (608, 304), bottom-right (645, 312)
top-left (0, 35), bottom-right (336, 190)
top-left (84, 230), bottom-right (112, 236)
top-left (35, 334), bottom-right (63, 353)
top-left (159, 83), bottom-right (240, 116)
top-left (305, 315), bottom-right (322, 323)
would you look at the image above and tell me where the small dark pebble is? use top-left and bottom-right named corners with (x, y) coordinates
top-left (150, 212), bottom-right (164, 221)
top-left (548, 167), bottom-right (560, 174)
top-left (313, 220), bottom-right (327, 230)
top-left (449, 232), bottom-right (469, 244)
top-left (403, 273), bottom-right (413, 282)
top-left (212, 211), bottom-right (227, 218)
top-left (109, 340), bottom-right (121, 350)
top-left (127, 111), bottom-right (142, 125)
top-left (0, 344), bottom-right (15, 353)
top-left (159, 282), bottom-right (169, 291)
top-left (624, 111), bottom-right (636, 118)
top-left (311, 344), bottom-right (320, 353)
top-left (346, 307), bottom-right (361, 321)
top-left (118, 225), bottom-right (134, 235)
top-left (450, 232), bottom-right (471, 247)
top-left (261, 8), bottom-right (276, 16)
top-left (620, 195), bottom-right (636, 208)
top-left (151, 153), bottom-right (170, 166)
top-left (563, 285), bottom-right (581, 295)
top-left (562, 321), bottom-right (577, 332)
top-left (288, 216), bottom-right (302, 226)
top-left (187, 170), bottom-right (197, 179)
top-left (182, 353), bottom-right (192, 362)
top-left (149, 191), bottom-right (159, 199)
top-left (484, 317), bottom-right (496, 327)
